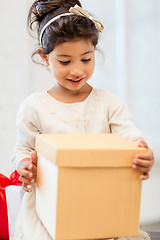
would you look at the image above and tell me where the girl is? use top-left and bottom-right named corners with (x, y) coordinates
top-left (11, 0), bottom-right (154, 239)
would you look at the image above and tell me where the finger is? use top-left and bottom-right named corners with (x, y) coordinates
top-left (22, 183), bottom-right (32, 192)
top-left (19, 168), bottom-right (33, 179)
top-left (17, 158), bottom-right (30, 171)
top-left (30, 151), bottom-right (38, 167)
top-left (29, 164), bottom-right (37, 182)
top-left (19, 175), bottom-right (35, 185)
top-left (139, 173), bottom-right (149, 180)
top-left (132, 164), bottom-right (150, 173)
top-left (133, 159), bottom-right (152, 168)
top-left (32, 164), bottom-right (37, 180)
top-left (135, 149), bottom-right (154, 161)
top-left (24, 161), bottom-right (33, 170)
top-left (20, 163), bottom-right (37, 182)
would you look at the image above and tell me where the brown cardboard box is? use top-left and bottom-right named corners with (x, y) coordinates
top-left (35, 134), bottom-right (146, 240)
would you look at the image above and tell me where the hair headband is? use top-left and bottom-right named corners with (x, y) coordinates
top-left (39, 4), bottom-right (104, 46)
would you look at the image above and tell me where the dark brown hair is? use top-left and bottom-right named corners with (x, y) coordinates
top-left (27, 0), bottom-right (99, 62)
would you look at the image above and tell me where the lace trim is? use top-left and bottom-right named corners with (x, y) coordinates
top-left (35, 88), bottom-right (101, 127)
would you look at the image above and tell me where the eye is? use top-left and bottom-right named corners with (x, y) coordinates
top-left (81, 58), bottom-right (91, 63)
top-left (59, 60), bottom-right (70, 65)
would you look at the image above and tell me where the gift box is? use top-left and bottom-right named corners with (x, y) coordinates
top-left (0, 171), bottom-right (23, 239)
top-left (35, 133), bottom-right (146, 240)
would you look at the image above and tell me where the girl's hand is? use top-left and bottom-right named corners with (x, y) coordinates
top-left (132, 141), bottom-right (154, 180)
top-left (18, 151), bottom-right (37, 192)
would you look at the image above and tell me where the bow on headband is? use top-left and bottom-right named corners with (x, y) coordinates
top-left (39, 4), bottom-right (104, 45)
top-left (69, 4), bottom-right (104, 33)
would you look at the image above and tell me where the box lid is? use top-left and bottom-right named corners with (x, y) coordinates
top-left (35, 134), bottom-right (146, 167)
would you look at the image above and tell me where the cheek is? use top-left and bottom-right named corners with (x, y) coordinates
top-left (51, 65), bottom-right (67, 79)
top-left (86, 62), bottom-right (95, 75)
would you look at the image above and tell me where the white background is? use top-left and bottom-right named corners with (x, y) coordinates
top-left (0, 0), bottom-right (159, 225)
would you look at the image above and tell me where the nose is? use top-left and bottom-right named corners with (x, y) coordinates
top-left (70, 62), bottom-right (83, 77)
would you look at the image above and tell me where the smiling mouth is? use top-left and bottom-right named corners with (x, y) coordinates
top-left (67, 78), bottom-right (83, 83)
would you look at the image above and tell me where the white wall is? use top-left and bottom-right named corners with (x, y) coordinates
top-left (0, 0), bottom-right (159, 224)
top-left (0, 0), bottom-right (53, 176)
top-left (128, 0), bottom-right (160, 224)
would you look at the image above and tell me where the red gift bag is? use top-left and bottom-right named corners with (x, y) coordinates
top-left (0, 170), bottom-right (22, 239)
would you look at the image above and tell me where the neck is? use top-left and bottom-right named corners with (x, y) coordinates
top-left (47, 83), bottom-right (92, 103)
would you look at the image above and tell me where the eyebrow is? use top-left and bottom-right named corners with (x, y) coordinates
top-left (57, 51), bottom-right (94, 57)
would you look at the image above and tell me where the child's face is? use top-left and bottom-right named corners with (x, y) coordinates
top-left (47, 39), bottom-right (95, 92)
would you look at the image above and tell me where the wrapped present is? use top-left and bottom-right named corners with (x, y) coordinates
top-left (0, 170), bottom-right (23, 239)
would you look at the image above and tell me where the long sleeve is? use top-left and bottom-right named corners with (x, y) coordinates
top-left (11, 96), bottom-right (42, 170)
top-left (103, 90), bottom-right (145, 144)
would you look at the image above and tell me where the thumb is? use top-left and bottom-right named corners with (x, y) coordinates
top-left (30, 151), bottom-right (38, 166)
top-left (137, 140), bottom-right (148, 149)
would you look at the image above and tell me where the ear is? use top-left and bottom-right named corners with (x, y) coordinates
top-left (38, 47), bottom-right (49, 66)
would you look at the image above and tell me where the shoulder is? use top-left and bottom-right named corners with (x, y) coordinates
top-left (93, 87), bottom-right (125, 106)
top-left (20, 92), bottom-right (46, 106)
top-left (18, 92), bottom-right (47, 112)
top-left (16, 92), bottom-right (46, 122)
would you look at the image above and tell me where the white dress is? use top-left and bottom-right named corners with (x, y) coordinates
top-left (11, 88), bottom-right (150, 240)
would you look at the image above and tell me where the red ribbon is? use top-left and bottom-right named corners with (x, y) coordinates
top-left (0, 170), bottom-right (22, 239)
